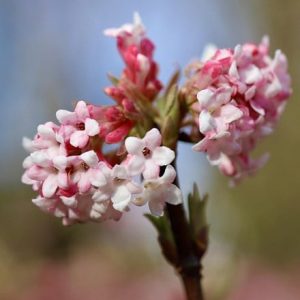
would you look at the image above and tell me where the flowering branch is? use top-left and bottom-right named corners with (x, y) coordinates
top-left (21, 12), bottom-right (291, 300)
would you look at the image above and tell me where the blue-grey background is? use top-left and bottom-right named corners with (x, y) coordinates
top-left (0, 1), bottom-right (300, 299)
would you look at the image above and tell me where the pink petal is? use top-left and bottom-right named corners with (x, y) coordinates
top-left (152, 146), bottom-right (175, 166)
top-left (219, 104), bottom-right (243, 124)
top-left (75, 101), bottom-right (89, 120)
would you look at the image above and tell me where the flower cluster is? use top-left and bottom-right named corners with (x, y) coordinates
top-left (185, 37), bottom-right (291, 183)
top-left (22, 101), bottom-right (182, 225)
top-left (104, 12), bottom-right (162, 101)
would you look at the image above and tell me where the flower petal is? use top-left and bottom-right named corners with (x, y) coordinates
top-left (163, 184), bottom-right (183, 205)
top-left (125, 137), bottom-right (145, 154)
top-left (70, 131), bottom-right (89, 148)
top-left (85, 118), bottom-right (100, 136)
top-left (112, 165), bottom-right (128, 180)
top-left (126, 155), bottom-right (145, 176)
top-left (56, 110), bottom-right (77, 124)
top-left (143, 159), bottom-right (160, 179)
top-left (143, 128), bottom-right (161, 150)
top-left (42, 174), bottom-right (58, 198)
top-left (111, 185), bottom-right (131, 211)
top-left (80, 151), bottom-right (99, 167)
top-left (199, 110), bottom-right (217, 134)
top-left (148, 199), bottom-right (165, 216)
top-left (75, 101), bottom-right (89, 120)
top-left (152, 146), bottom-right (175, 166)
top-left (160, 165), bottom-right (176, 184)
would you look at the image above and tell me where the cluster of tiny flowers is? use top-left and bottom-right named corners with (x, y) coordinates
top-left (185, 37), bottom-right (291, 183)
top-left (22, 101), bottom-right (182, 225)
top-left (104, 12), bottom-right (162, 101)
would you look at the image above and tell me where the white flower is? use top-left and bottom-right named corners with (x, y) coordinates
top-left (92, 163), bottom-right (142, 212)
top-left (125, 128), bottom-right (175, 179)
top-left (134, 165), bottom-right (183, 216)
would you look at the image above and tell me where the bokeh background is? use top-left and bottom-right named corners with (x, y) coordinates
top-left (0, 0), bottom-right (299, 299)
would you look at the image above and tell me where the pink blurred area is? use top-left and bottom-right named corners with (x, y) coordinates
top-left (1, 249), bottom-right (184, 300)
top-left (227, 263), bottom-right (300, 300)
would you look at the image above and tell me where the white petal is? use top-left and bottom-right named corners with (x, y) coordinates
top-left (112, 165), bottom-right (128, 180)
top-left (160, 165), bottom-right (177, 184)
top-left (92, 190), bottom-right (110, 203)
top-left (37, 124), bottom-right (56, 140)
top-left (90, 170), bottom-right (107, 187)
top-left (201, 43), bottom-right (217, 61)
top-left (240, 64), bottom-right (262, 84)
top-left (143, 128), bottom-right (161, 150)
top-left (70, 131), bottom-right (89, 148)
top-left (126, 155), bottom-right (145, 176)
top-left (57, 172), bottom-right (68, 189)
top-left (197, 89), bottom-right (214, 109)
top-left (56, 110), bottom-right (77, 124)
top-left (199, 110), bottom-right (217, 134)
top-left (125, 137), bottom-right (145, 154)
top-left (53, 155), bottom-right (68, 170)
top-left (61, 196), bottom-right (77, 207)
top-left (148, 199), bottom-right (165, 216)
top-left (32, 196), bottom-right (52, 210)
top-left (143, 159), bottom-right (160, 180)
top-left (152, 146), bottom-right (175, 166)
top-left (229, 61), bottom-right (239, 78)
top-left (163, 184), bottom-right (183, 205)
top-left (85, 118), bottom-right (100, 136)
top-left (80, 151), bottom-right (99, 167)
top-left (42, 174), bottom-right (58, 198)
top-left (30, 151), bottom-right (51, 167)
top-left (111, 185), bottom-right (132, 211)
top-left (22, 137), bottom-right (35, 152)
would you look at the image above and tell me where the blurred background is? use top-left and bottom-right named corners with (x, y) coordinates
top-left (0, 0), bottom-right (299, 299)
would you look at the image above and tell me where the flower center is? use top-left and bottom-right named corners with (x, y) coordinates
top-left (81, 162), bottom-right (89, 170)
top-left (142, 147), bottom-right (151, 157)
top-left (114, 177), bottom-right (125, 184)
top-left (76, 122), bottom-right (85, 130)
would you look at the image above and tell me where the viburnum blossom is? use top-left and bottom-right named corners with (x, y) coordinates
top-left (184, 37), bottom-right (291, 183)
top-left (134, 165), bottom-right (183, 216)
top-left (125, 128), bottom-right (175, 179)
top-left (104, 12), bottom-right (162, 101)
top-left (22, 101), bottom-right (181, 224)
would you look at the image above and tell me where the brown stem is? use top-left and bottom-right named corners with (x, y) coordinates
top-left (165, 160), bottom-right (204, 300)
